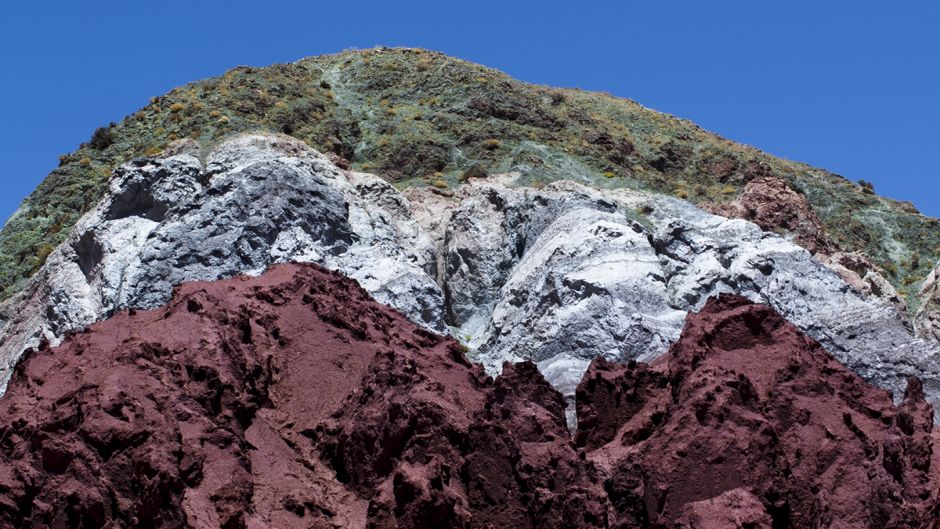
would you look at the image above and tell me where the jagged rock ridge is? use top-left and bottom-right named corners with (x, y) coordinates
top-left (0, 263), bottom-right (607, 528)
top-left (1, 264), bottom-right (937, 528)
top-left (576, 294), bottom-right (940, 528)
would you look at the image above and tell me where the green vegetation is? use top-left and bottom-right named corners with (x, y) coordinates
top-left (2, 47), bottom-right (938, 305)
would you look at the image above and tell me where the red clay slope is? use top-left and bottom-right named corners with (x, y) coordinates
top-left (0, 264), bottom-right (938, 528)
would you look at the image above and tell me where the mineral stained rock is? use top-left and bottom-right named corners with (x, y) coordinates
top-left (431, 176), bottom-right (940, 410)
top-left (0, 263), bottom-right (606, 529)
top-left (2, 134), bottom-right (939, 420)
top-left (707, 177), bottom-right (909, 316)
top-left (577, 294), bottom-right (940, 529)
top-left (1, 265), bottom-right (937, 528)
top-left (0, 134), bottom-right (445, 388)
top-left (707, 176), bottom-right (833, 256)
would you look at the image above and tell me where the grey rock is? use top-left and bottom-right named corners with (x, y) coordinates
top-left (414, 176), bottom-right (940, 413)
top-left (916, 261), bottom-right (940, 343)
top-left (819, 251), bottom-right (909, 325)
top-left (0, 134), bottom-right (445, 388)
top-left (3, 136), bottom-right (939, 423)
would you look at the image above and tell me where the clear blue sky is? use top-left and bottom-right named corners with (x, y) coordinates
top-left (2, 1), bottom-right (938, 222)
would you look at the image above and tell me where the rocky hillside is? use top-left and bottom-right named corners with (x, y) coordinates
top-left (1, 264), bottom-right (937, 528)
top-left (2, 47), bottom-right (939, 310)
top-left (2, 48), bottom-right (940, 528)
top-left (3, 134), bottom-right (938, 422)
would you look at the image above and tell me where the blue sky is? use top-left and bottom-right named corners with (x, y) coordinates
top-left (1, 1), bottom-right (938, 222)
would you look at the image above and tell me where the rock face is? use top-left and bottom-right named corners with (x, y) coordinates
top-left (2, 134), bottom-right (939, 420)
top-left (820, 251), bottom-right (909, 320)
top-left (429, 176), bottom-right (940, 412)
top-left (1, 265), bottom-right (937, 528)
top-left (0, 263), bottom-right (606, 529)
top-left (708, 176), bottom-right (833, 255)
top-left (917, 261), bottom-right (940, 343)
top-left (576, 294), bottom-right (940, 528)
top-left (0, 134), bottom-right (445, 387)
top-left (707, 177), bottom-right (908, 315)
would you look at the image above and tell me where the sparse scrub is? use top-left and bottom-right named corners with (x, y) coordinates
top-left (0, 47), bottom-right (938, 302)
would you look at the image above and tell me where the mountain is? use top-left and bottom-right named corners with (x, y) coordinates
top-left (2, 48), bottom-right (940, 528)
top-left (2, 47), bottom-right (938, 310)
top-left (1, 264), bottom-right (937, 528)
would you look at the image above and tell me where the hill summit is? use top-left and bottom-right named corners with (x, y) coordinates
top-left (2, 47), bottom-right (938, 309)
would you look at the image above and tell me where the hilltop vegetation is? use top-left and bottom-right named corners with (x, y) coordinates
top-left (2, 47), bottom-right (937, 303)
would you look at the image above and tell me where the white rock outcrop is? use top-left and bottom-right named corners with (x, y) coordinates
top-left (916, 261), bottom-right (940, 343)
top-left (0, 135), bottom-right (446, 387)
top-left (2, 133), bottom-right (939, 419)
top-left (423, 178), bottom-right (940, 403)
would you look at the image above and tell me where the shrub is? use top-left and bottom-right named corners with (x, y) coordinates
top-left (720, 185), bottom-right (736, 195)
top-left (675, 187), bottom-right (689, 199)
top-left (858, 180), bottom-right (875, 194)
top-left (482, 138), bottom-right (501, 151)
top-left (78, 157), bottom-right (92, 167)
top-left (169, 102), bottom-right (187, 113)
top-left (416, 58), bottom-right (433, 72)
top-left (603, 171), bottom-right (616, 178)
top-left (36, 243), bottom-right (55, 267)
top-left (89, 123), bottom-right (115, 150)
top-left (461, 164), bottom-right (488, 181)
top-left (432, 179), bottom-right (448, 189)
top-left (883, 262), bottom-right (898, 277)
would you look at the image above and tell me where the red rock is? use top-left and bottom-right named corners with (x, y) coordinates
top-left (577, 293), bottom-right (940, 528)
top-left (708, 176), bottom-right (833, 255)
top-left (0, 263), bottom-right (605, 529)
top-left (1, 265), bottom-right (938, 528)
top-left (673, 488), bottom-right (773, 529)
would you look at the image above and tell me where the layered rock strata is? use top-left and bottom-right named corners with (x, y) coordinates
top-left (2, 134), bottom-right (938, 418)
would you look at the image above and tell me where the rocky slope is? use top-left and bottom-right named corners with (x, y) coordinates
top-left (3, 133), bottom-right (938, 421)
top-left (0, 134), bottom-right (446, 383)
top-left (576, 294), bottom-right (940, 528)
top-left (917, 261), bottom-right (940, 343)
top-left (1, 264), bottom-right (937, 528)
top-left (2, 48), bottom-right (938, 308)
